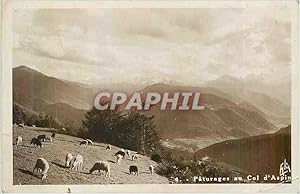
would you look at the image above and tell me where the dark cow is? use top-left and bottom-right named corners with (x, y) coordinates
top-left (80, 140), bottom-right (88, 146)
top-left (114, 151), bottom-right (126, 158)
top-left (86, 139), bottom-right (93, 145)
top-left (37, 135), bottom-right (46, 142)
top-left (51, 132), bottom-right (56, 139)
top-left (106, 145), bottom-right (111, 150)
top-left (129, 165), bottom-right (139, 176)
top-left (30, 138), bottom-right (43, 148)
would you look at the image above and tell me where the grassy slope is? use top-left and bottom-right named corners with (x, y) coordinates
top-left (13, 127), bottom-right (168, 185)
top-left (195, 125), bottom-right (291, 176)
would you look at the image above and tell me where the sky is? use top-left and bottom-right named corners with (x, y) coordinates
top-left (13, 7), bottom-right (291, 86)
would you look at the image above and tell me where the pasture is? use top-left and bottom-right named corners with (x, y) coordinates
top-left (13, 126), bottom-right (168, 185)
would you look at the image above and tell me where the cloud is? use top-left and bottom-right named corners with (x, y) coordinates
top-left (13, 7), bottom-right (291, 86)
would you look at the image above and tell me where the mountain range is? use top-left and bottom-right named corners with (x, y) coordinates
top-left (140, 83), bottom-right (276, 139)
top-left (206, 75), bottom-right (290, 127)
top-left (13, 66), bottom-right (290, 141)
top-left (13, 66), bottom-right (94, 110)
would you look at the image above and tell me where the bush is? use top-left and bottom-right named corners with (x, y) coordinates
top-left (63, 120), bottom-right (85, 136)
top-left (151, 153), bottom-right (162, 162)
top-left (155, 149), bottom-right (237, 184)
top-left (13, 103), bottom-right (26, 124)
top-left (13, 103), bottom-right (63, 128)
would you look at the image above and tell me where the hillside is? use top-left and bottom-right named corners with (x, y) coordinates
top-left (206, 75), bottom-right (291, 106)
top-left (141, 83), bottom-right (276, 139)
top-left (13, 66), bottom-right (95, 110)
top-left (238, 101), bottom-right (266, 116)
top-left (141, 83), bottom-right (236, 107)
top-left (214, 106), bottom-right (275, 136)
top-left (206, 75), bottom-right (291, 126)
top-left (195, 125), bottom-right (291, 176)
top-left (13, 102), bottom-right (39, 118)
top-left (13, 126), bottom-right (168, 185)
top-left (32, 99), bottom-right (86, 123)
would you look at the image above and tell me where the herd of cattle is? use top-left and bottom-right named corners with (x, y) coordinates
top-left (15, 128), bottom-right (155, 180)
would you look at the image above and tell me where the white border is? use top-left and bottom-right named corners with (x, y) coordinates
top-left (1, 0), bottom-right (299, 193)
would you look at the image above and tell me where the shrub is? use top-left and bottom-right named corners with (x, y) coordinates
top-left (151, 153), bottom-right (162, 162)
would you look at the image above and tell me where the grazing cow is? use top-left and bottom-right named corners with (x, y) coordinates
top-left (86, 139), bottom-right (93, 145)
top-left (149, 165), bottom-right (154, 175)
top-left (106, 145), bottom-right (111, 150)
top-left (30, 138), bottom-right (43, 148)
top-left (37, 135), bottom-right (46, 142)
top-left (116, 154), bottom-right (123, 164)
top-left (45, 136), bottom-right (52, 142)
top-left (129, 165), bottom-right (139, 176)
top-left (16, 136), bottom-right (22, 146)
top-left (114, 151), bottom-right (125, 158)
top-left (131, 154), bottom-right (138, 161)
top-left (33, 158), bottom-right (49, 180)
top-left (89, 161), bottom-right (110, 177)
top-left (70, 155), bottom-right (83, 171)
top-left (80, 140), bottom-right (88, 146)
top-left (32, 125), bottom-right (36, 128)
top-left (65, 153), bottom-right (73, 167)
top-left (126, 150), bottom-right (131, 159)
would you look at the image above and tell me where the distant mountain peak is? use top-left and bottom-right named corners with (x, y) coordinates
top-left (14, 65), bottom-right (31, 70)
top-left (13, 65), bottom-right (95, 110)
top-left (13, 65), bottom-right (44, 75)
top-left (141, 82), bottom-right (175, 92)
top-left (149, 82), bottom-right (175, 88)
top-left (217, 75), bottom-right (241, 82)
top-left (14, 65), bottom-right (35, 71)
top-left (150, 82), bottom-right (171, 87)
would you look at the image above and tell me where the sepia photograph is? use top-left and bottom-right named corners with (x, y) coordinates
top-left (1, 0), bottom-right (299, 193)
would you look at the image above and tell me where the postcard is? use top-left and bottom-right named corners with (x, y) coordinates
top-left (1, 0), bottom-right (299, 193)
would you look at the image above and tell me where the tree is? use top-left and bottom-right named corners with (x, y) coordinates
top-left (124, 111), bottom-right (160, 155)
top-left (27, 114), bottom-right (40, 126)
top-left (13, 103), bottom-right (26, 124)
top-left (64, 120), bottom-right (84, 136)
top-left (37, 113), bottom-right (61, 128)
top-left (82, 107), bottom-right (123, 143)
top-left (82, 108), bottom-right (161, 155)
